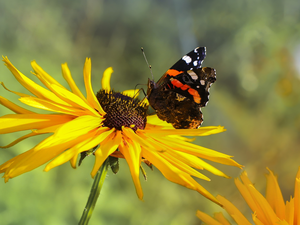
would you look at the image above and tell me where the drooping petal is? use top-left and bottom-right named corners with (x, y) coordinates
top-left (119, 136), bottom-right (143, 199)
top-left (91, 130), bottom-right (122, 177)
top-left (142, 148), bottom-right (220, 205)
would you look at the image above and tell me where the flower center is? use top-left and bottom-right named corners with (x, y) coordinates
top-left (96, 90), bottom-right (148, 131)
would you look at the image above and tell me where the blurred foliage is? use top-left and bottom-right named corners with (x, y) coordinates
top-left (1, 0), bottom-right (300, 224)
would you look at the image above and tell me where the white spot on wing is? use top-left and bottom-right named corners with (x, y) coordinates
top-left (193, 61), bottom-right (198, 66)
top-left (182, 55), bottom-right (192, 64)
top-left (200, 80), bottom-right (205, 85)
top-left (187, 70), bottom-right (198, 80)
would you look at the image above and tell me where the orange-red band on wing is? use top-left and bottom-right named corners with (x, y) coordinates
top-left (166, 69), bottom-right (184, 77)
top-left (170, 79), bottom-right (201, 104)
top-left (188, 89), bottom-right (201, 104)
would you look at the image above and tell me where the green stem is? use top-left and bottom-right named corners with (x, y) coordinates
top-left (78, 158), bottom-right (109, 225)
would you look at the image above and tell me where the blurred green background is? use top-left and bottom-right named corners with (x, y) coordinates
top-left (0, 0), bottom-right (300, 224)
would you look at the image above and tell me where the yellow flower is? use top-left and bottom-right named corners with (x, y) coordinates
top-left (197, 167), bottom-right (300, 224)
top-left (0, 57), bottom-right (241, 205)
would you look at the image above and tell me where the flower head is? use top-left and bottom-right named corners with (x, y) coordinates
top-left (0, 57), bottom-right (241, 204)
top-left (197, 167), bottom-right (300, 224)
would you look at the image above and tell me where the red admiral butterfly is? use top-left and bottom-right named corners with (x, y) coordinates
top-left (147, 47), bottom-right (216, 129)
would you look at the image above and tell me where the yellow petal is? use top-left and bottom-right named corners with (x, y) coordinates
top-left (70, 155), bottom-right (79, 168)
top-left (163, 148), bottom-right (205, 170)
top-left (159, 151), bottom-right (210, 181)
top-left (217, 195), bottom-right (252, 225)
top-left (36, 115), bottom-right (103, 150)
top-left (1, 82), bottom-right (31, 97)
top-left (140, 133), bottom-right (230, 178)
top-left (0, 114), bottom-right (74, 134)
top-left (214, 212), bottom-right (231, 225)
top-left (61, 62), bottom-right (86, 100)
top-left (19, 96), bottom-right (87, 116)
top-left (123, 127), bottom-right (154, 150)
top-left (50, 84), bottom-right (100, 117)
top-left (101, 67), bottom-right (113, 92)
top-left (285, 197), bottom-right (294, 225)
top-left (146, 114), bottom-right (173, 127)
top-left (31, 60), bottom-right (65, 89)
top-left (236, 177), bottom-right (278, 224)
top-left (83, 58), bottom-right (105, 115)
top-left (142, 149), bottom-right (220, 205)
top-left (2, 56), bottom-right (70, 105)
top-left (141, 132), bottom-right (241, 168)
top-left (196, 210), bottom-right (223, 225)
top-left (0, 150), bottom-right (32, 175)
top-left (45, 127), bottom-right (113, 171)
top-left (91, 130), bottom-right (122, 177)
top-left (122, 89), bottom-right (140, 98)
top-left (0, 96), bottom-right (36, 114)
top-left (69, 127), bottom-right (114, 168)
top-left (141, 97), bottom-right (149, 106)
top-left (0, 124), bottom-right (63, 148)
top-left (265, 168), bottom-right (285, 219)
top-left (3, 131), bottom-right (95, 179)
top-left (294, 177), bottom-right (300, 224)
top-left (252, 213), bottom-right (265, 225)
top-left (170, 150), bottom-right (230, 178)
top-left (144, 125), bottom-right (226, 136)
top-left (119, 136), bottom-right (143, 199)
top-left (277, 220), bottom-right (290, 225)
top-left (1, 132), bottom-right (40, 148)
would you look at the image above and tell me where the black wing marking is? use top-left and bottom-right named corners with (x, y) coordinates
top-left (170, 47), bottom-right (206, 71)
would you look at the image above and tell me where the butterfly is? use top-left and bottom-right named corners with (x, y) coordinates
top-left (146, 47), bottom-right (216, 129)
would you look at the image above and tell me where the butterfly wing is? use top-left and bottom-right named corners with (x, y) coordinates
top-left (167, 67), bottom-right (216, 107)
top-left (156, 47), bottom-right (207, 86)
top-left (170, 46), bottom-right (206, 71)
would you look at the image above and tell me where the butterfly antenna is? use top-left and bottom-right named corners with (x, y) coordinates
top-left (141, 47), bottom-right (154, 81)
